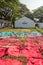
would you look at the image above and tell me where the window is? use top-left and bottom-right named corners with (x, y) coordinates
top-left (22, 21), bottom-right (27, 24)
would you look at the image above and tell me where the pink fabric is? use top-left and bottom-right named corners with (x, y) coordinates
top-left (0, 58), bottom-right (23, 65)
top-left (8, 46), bottom-right (20, 57)
top-left (27, 61), bottom-right (32, 65)
top-left (7, 45), bottom-right (42, 59)
top-left (0, 58), bottom-right (5, 65)
top-left (29, 58), bottom-right (43, 65)
top-left (0, 40), bottom-right (9, 46)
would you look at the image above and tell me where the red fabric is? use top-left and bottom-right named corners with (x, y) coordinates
top-left (0, 58), bottom-right (5, 65)
top-left (8, 46), bottom-right (20, 57)
top-left (0, 40), bottom-right (9, 46)
top-left (29, 58), bottom-right (43, 65)
top-left (20, 46), bottom-right (42, 59)
top-left (8, 46), bottom-right (42, 59)
top-left (0, 58), bottom-right (23, 65)
top-left (20, 48), bottom-right (29, 58)
top-left (0, 48), bottom-right (6, 57)
top-left (34, 59), bottom-right (43, 65)
top-left (27, 61), bottom-right (32, 65)
top-left (11, 60), bottom-right (23, 65)
top-left (26, 36), bottom-right (43, 47)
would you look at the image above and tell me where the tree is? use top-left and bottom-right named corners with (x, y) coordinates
top-left (0, 0), bottom-right (33, 22)
top-left (12, 16), bottom-right (15, 28)
top-left (25, 12), bottom-right (34, 20)
top-left (0, 0), bottom-right (20, 21)
top-left (33, 6), bottom-right (43, 22)
top-left (17, 3), bottom-right (33, 19)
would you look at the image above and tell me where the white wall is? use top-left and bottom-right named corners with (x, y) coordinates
top-left (38, 23), bottom-right (43, 28)
top-left (15, 17), bottom-right (35, 28)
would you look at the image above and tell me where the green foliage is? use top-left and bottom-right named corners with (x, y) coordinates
top-left (0, 0), bottom-right (20, 21)
top-left (33, 6), bottom-right (43, 22)
top-left (0, 0), bottom-right (33, 22)
top-left (17, 3), bottom-right (33, 20)
top-left (0, 0), bottom-right (43, 23)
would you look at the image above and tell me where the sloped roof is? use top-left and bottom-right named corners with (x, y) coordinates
top-left (15, 16), bottom-right (35, 23)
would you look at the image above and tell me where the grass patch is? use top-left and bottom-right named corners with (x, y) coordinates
top-left (0, 27), bottom-right (43, 34)
top-left (3, 56), bottom-right (27, 65)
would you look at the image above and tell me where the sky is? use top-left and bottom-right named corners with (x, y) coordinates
top-left (20, 0), bottom-right (43, 11)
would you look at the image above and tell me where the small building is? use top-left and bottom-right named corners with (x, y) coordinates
top-left (35, 23), bottom-right (43, 28)
top-left (15, 17), bottom-right (35, 28)
top-left (0, 19), bottom-right (11, 28)
top-left (38, 23), bottom-right (43, 28)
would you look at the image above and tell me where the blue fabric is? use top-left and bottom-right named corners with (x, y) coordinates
top-left (0, 32), bottom-right (42, 38)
